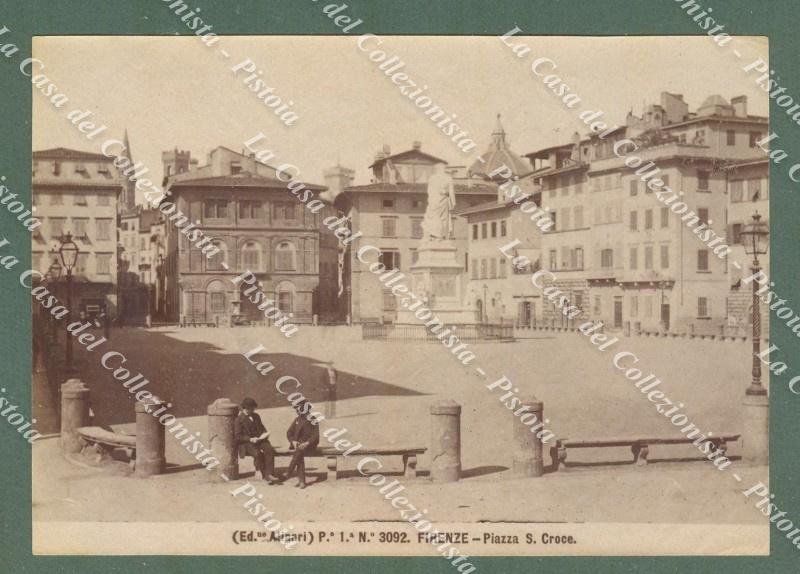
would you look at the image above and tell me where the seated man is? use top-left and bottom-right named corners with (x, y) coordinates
top-left (285, 401), bottom-right (320, 489)
top-left (235, 397), bottom-right (281, 484)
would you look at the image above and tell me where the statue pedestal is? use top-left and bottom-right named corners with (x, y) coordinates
top-left (396, 242), bottom-right (475, 324)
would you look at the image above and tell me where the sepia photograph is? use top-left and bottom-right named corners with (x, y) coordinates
top-left (25, 30), bottom-right (774, 561)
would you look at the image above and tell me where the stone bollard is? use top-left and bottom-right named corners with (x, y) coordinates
top-left (742, 392), bottom-right (769, 466)
top-left (60, 379), bottom-right (90, 454)
top-left (512, 395), bottom-right (545, 477)
top-left (430, 400), bottom-right (461, 482)
top-left (135, 395), bottom-right (167, 477)
top-left (207, 398), bottom-right (240, 482)
top-left (312, 314), bottom-right (319, 326)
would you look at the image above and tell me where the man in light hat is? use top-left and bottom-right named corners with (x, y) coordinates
top-left (235, 397), bottom-right (282, 484)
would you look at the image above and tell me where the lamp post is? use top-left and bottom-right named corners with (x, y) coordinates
top-left (57, 232), bottom-right (79, 371)
top-left (47, 254), bottom-right (63, 344)
top-left (740, 211), bottom-right (769, 465)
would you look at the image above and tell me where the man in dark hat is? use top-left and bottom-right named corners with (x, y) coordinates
top-left (285, 401), bottom-right (320, 489)
top-left (235, 397), bottom-right (281, 484)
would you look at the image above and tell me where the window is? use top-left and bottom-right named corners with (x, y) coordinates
top-left (644, 209), bottom-right (653, 230)
top-left (140, 237), bottom-right (147, 250)
top-left (698, 208), bottom-right (710, 225)
top-left (412, 200), bottom-right (422, 209)
top-left (500, 220), bottom-right (507, 237)
top-left (96, 219), bottom-right (112, 241)
top-left (644, 295), bottom-right (653, 318)
top-left (630, 296), bottom-right (639, 318)
top-left (71, 218), bottom-right (88, 239)
top-left (726, 129), bottom-right (736, 146)
top-left (629, 247), bottom-right (638, 270)
top-left (274, 202), bottom-right (296, 221)
top-left (698, 297), bottom-right (710, 318)
top-left (749, 131), bottom-right (762, 148)
top-left (51, 194), bottom-right (63, 205)
top-left (411, 217), bottom-right (423, 239)
top-left (481, 222), bottom-right (487, 239)
top-left (491, 222), bottom-right (497, 238)
top-left (575, 247), bottom-right (584, 270)
top-left (276, 282), bottom-right (295, 314)
top-left (549, 211), bottom-right (557, 231)
top-left (560, 246), bottom-right (570, 269)
top-left (629, 180), bottom-right (638, 196)
top-left (574, 206), bottom-right (584, 229)
top-left (499, 258), bottom-right (507, 278)
top-left (644, 246), bottom-right (653, 270)
top-left (697, 170), bottom-right (710, 191)
top-left (382, 199), bottom-right (394, 209)
top-left (96, 253), bottom-right (112, 275)
top-left (204, 199), bottom-right (229, 219)
top-left (75, 253), bottom-right (88, 275)
top-left (472, 224), bottom-right (478, 240)
top-left (52, 161), bottom-right (61, 176)
top-left (549, 250), bottom-right (557, 271)
top-left (594, 295), bottom-right (602, 315)
top-left (660, 207), bottom-right (669, 228)
top-left (275, 241), bottom-right (296, 271)
top-left (730, 180), bottom-right (744, 202)
top-left (73, 194), bottom-right (88, 206)
top-left (490, 259), bottom-right (497, 279)
top-left (629, 210), bottom-right (638, 231)
top-left (97, 194), bottom-right (110, 206)
top-left (241, 241), bottom-right (262, 270)
top-left (239, 200), bottom-right (264, 220)
top-left (480, 259), bottom-right (487, 279)
top-left (381, 218), bottom-right (397, 237)
top-left (229, 161), bottom-right (243, 175)
top-left (731, 223), bottom-right (743, 245)
top-left (697, 249), bottom-right (709, 271)
top-left (471, 259), bottom-right (478, 279)
top-left (379, 250), bottom-right (400, 270)
top-left (411, 249), bottom-right (419, 264)
top-left (206, 240), bottom-right (228, 271)
top-left (601, 248), bottom-right (613, 268)
top-left (660, 245), bottom-right (670, 269)
top-left (382, 289), bottom-right (397, 312)
top-left (748, 179), bottom-right (763, 201)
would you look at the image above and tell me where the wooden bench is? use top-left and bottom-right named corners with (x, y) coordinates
top-left (551, 433), bottom-right (740, 471)
top-left (271, 446), bottom-right (427, 482)
top-left (77, 426), bottom-right (137, 470)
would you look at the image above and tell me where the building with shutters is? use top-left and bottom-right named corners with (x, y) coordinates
top-left (32, 147), bottom-right (123, 318)
top-left (526, 92), bottom-right (768, 333)
top-left (335, 141), bottom-right (497, 323)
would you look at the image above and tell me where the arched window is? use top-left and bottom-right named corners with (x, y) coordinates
top-left (274, 241), bottom-right (296, 271)
top-left (241, 240), bottom-right (262, 271)
top-left (276, 281), bottom-right (295, 314)
top-left (206, 239), bottom-right (228, 271)
top-left (207, 280), bottom-right (226, 313)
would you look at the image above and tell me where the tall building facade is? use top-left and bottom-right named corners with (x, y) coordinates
top-left (161, 146), bottom-right (338, 325)
top-left (525, 92), bottom-right (768, 333)
top-left (337, 142), bottom-right (497, 323)
top-left (32, 147), bottom-right (122, 316)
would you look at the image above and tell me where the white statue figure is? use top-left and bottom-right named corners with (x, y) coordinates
top-left (421, 163), bottom-right (456, 242)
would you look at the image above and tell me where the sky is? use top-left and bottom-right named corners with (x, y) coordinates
top-left (32, 35), bottom-right (768, 203)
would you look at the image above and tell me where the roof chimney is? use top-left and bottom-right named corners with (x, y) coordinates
top-left (731, 95), bottom-right (748, 117)
top-left (412, 141), bottom-right (422, 151)
top-left (382, 144), bottom-right (391, 156)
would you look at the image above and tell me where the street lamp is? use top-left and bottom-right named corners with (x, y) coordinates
top-left (741, 212), bottom-right (769, 396)
top-left (57, 232), bottom-right (80, 370)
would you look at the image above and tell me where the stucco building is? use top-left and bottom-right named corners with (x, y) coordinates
top-left (32, 147), bottom-right (122, 317)
top-left (161, 146), bottom-right (338, 325)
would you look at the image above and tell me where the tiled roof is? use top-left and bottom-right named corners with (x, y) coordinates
top-left (33, 147), bottom-right (111, 161)
top-left (170, 172), bottom-right (326, 191)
